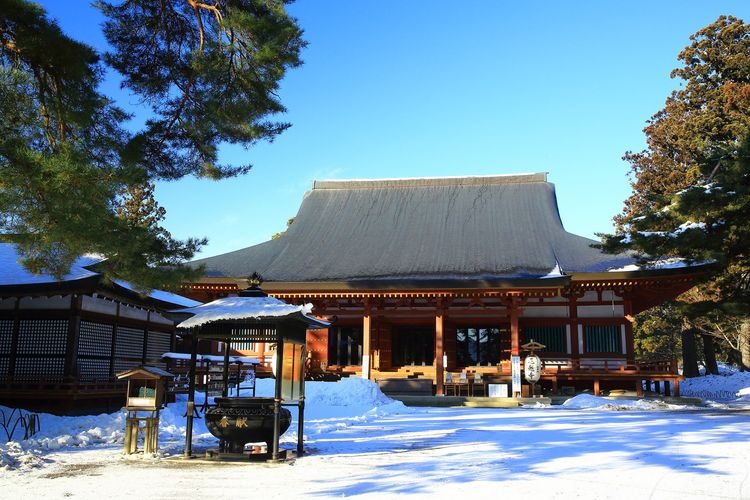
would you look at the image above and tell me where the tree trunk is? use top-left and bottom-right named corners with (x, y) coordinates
top-left (702, 334), bottom-right (718, 375)
top-left (681, 328), bottom-right (700, 378)
top-left (740, 319), bottom-right (750, 372)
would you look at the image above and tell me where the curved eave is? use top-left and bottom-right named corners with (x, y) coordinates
top-left (263, 276), bottom-right (571, 293)
top-left (0, 275), bottom-right (102, 298)
top-left (0, 275), bottom-right (191, 313)
top-left (569, 262), bottom-right (714, 282)
top-left (107, 281), bottom-right (197, 310)
top-left (179, 311), bottom-right (329, 330)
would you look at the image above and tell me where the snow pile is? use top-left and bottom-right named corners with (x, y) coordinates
top-left (561, 362), bottom-right (750, 410)
top-left (0, 441), bottom-right (43, 470)
top-left (0, 377), bottom-right (406, 469)
top-left (561, 394), bottom-right (673, 410)
top-left (301, 376), bottom-right (394, 408)
top-left (680, 362), bottom-right (750, 405)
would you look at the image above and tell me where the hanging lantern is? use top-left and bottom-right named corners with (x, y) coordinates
top-left (524, 353), bottom-right (542, 383)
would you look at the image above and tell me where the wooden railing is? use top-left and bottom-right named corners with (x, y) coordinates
top-left (539, 358), bottom-right (678, 375)
top-left (0, 377), bottom-right (124, 394)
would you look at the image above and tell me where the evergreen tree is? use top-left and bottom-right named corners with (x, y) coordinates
top-left (0, 0), bottom-right (305, 290)
top-left (601, 16), bottom-right (750, 370)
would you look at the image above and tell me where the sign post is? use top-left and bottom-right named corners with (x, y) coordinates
top-left (511, 355), bottom-right (521, 397)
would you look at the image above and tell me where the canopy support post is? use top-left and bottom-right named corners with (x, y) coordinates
top-left (271, 333), bottom-right (284, 462)
top-left (184, 332), bottom-right (199, 458)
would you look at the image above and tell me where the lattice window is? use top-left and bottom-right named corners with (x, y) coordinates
top-left (14, 357), bottom-right (65, 381)
top-left (584, 325), bottom-right (621, 353)
top-left (78, 321), bottom-right (113, 357)
top-left (77, 358), bottom-right (111, 381)
top-left (0, 357), bottom-right (8, 378)
top-left (522, 325), bottom-right (567, 353)
top-left (0, 319), bottom-right (12, 355)
top-left (146, 330), bottom-right (172, 359)
top-left (16, 319), bottom-right (68, 355)
top-left (200, 324), bottom-right (278, 342)
top-left (115, 326), bottom-right (144, 358)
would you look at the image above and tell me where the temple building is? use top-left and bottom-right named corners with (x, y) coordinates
top-left (184, 173), bottom-right (703, 397)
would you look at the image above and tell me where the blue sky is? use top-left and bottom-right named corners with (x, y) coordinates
top-left (38, 1), bottom-right (750, 258)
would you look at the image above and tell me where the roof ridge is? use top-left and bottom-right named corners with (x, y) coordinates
top-left (312, 172), bottom-right (548, 190)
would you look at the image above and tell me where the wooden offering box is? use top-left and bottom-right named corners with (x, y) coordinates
top-left (117, 366), bottom-right (173, 411)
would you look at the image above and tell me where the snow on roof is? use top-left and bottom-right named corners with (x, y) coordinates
top-left (608, 258), bottom-right (710, 272)
top-left (1, 243), bottom-right (202, 308)
top-left (113, 279), bottom-right (201, 308)
top-left (116, 365), bottom-right (175, 379)
top-left (0, 242), bottom-right (101, 285)
top-left (174, 296), bottom-right (321, 328)
top-left (312, 172), bottom-right (547, 189)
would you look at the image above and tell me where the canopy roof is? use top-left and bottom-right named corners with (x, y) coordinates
top-left (174, 296), bottom-right (329, 329)
top-left (116, 365), bottom-right (175, 380)
top-left (193, 173), bottom-right (634, 284)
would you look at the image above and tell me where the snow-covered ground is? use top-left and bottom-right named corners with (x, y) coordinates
top-left (1, 364), bottom-right (749, 499)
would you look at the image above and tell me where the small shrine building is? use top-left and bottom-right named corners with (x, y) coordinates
top-left (0, 243), bottom-right (200, 413)
top-left (184, 173), bottom-right (703, 396)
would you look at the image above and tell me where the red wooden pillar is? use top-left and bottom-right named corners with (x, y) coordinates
top-left (623, 292), bottom-right (635, 360)
top-left (361, 299), bottom-right (372, 380)
top-left (568, 292), bottom-right (580, 358)
top-left (435, 299), bottom-right (445, 396)
top-left (510, 305), bottom-right (520, 356)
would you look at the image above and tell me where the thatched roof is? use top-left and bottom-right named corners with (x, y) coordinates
top-left (193, 173), bottom-right (632, 284)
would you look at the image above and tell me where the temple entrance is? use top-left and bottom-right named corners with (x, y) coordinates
top-left (455, 325), bottom-right (510, 367)
top-left (391, 326), bottom-right (434, 366)
top-left (327, 326), bottom-right (363, 366)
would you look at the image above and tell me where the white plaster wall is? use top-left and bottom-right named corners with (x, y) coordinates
top-left (541, 296), bottom-right (568, 303)
top-left (0, 298), bottom-right (17, 310)
top-left (81, 295), bottom-right (117, 315)
top-left (577, 305), bottom-right (624, 318)
top-left (601, 290), bottom-right (622, 301)
top-left (19, 295), bottom-right (71, 309)
top-left (119, 304), bottom-right (149, 321)
top-left (578, 325), bottom-right (584, 354)
top-left (580, 291), bottom-right (599, 302)
top-left (150, 312), bottom-right (174, 326)
top-left (522, 306), bottom-right (568, 318)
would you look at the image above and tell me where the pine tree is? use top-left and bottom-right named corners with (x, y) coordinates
top-left (601, 16), bottom-right (750, 370)
top-left (0, 0), bottom-right (305, 290)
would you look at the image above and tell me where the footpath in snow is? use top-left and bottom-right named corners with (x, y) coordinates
top-left (1, 364), bottom-right (749, 499)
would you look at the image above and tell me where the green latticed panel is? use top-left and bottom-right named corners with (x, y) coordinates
top-left (584, 325), bottom-right (620, 353)
top-left (523, 325), bottom-right (566, 353)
